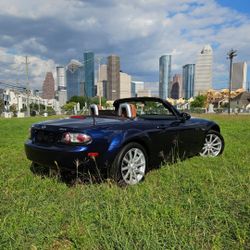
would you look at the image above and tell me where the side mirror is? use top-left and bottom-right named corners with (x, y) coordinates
top-left (180, 112), bottom-right (191, 121)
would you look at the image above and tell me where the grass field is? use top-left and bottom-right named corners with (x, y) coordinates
top-left (0, 115), bottom-right (249, 249)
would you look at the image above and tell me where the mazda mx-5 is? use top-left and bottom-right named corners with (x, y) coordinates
top-left (25, 97), bottom-right (224, 185)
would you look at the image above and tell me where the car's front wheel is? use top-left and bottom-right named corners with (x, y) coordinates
top-left (200, 130), bottom-right (224, 157)
top-left (109, 142), bottom-right (148, 185)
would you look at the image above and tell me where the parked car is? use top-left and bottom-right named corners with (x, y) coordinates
top-left (25, 97), bottom-right (224, 185)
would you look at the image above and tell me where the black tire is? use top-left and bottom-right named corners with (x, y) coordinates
top-left (199, 130), bottom-right (225, 157)
top-left (108, 142), bottom-right (148, 186)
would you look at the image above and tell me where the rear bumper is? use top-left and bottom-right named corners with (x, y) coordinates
top-left (25, 140), bottom-right (94, 169)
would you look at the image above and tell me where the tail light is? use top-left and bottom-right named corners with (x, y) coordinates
top-left (61, 132), bottom-right (92, 144)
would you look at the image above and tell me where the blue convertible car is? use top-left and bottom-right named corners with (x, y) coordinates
top-left (25, 97), bottom-right (224, 185)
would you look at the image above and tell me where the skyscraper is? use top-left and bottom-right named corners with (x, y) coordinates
top-left (56, 66), bottom-right (67, 106)
top-left (120, 72), bottom-right (131, 98)
top-left (159, 55), bottom-right (171, 99)
top-left (84, 51), bottom-right (95, 97)
top-left (42, 72), bottom-right (55, 99)
top-left (97, 64), bottom-right (108, 99)
top-left (232, 62), bottom-right (247, 90)
top-left (170, 74), bottom-right (182, 99)
top-left (66, 59), bottom-right (84, 100)
top-left (107, 55), bottom-right (120, 100)
top-left (194, 44), bottom-right (213, 96)
top-left (183, 64), bottom-right (195, 99)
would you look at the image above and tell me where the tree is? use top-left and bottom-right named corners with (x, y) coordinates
top-left (190, 95), bottom-right (206, 108)
top-left (90, 96), bottom-right (107, 106)
top-left (69, 96), bottom-right (107, 108)
top-left (62, 102), bottom-right (77, 112)
top-left (69, 96), bottom-right (87, 109)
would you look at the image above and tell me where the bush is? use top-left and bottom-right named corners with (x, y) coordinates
top-left (190, 95), bottom-right (206, 108)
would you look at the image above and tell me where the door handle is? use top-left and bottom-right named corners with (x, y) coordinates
top-left (156, 125), bottom-right (166, 129)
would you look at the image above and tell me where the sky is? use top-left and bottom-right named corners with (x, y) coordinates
top-left (0, 0), bottom-right (250, 91)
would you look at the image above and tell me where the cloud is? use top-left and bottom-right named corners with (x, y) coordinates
top-left (0, 0), bottom-right (249, 90)
top-left (0, 47), bottom-right (56, 89)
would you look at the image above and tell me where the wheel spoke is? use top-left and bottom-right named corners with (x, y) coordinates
top-left (133, 154), bottom-right (143, 163)
top-left (129, 171), bottom-right (133, 182)
top-left (134, 162), bottom-right (145, 168)
top-left (123, 158), bottom-right (129, 164)
top-left (211, 146), bottom-right (220, 150)
top-left (135, 169), bottom-right (144, 175)
top-left (212, 137), bottom-right (218, 143)
top-left (121, 165), bottom-right (129, 171)
top-left (202, 148), bottom-right (208, 155)
top-left (123, 170), bottom-right (130, 180)
top-left (134, 148), bottom-right (138, 158)
top-left (128, 150), bottom-right (132, 161)
top-left (209, 134), bottom-right (213, 143)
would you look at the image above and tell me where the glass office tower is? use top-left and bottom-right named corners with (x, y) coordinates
top-left (159, 55), bottom-right (171, 99)
top-left (84, 51), bottom-right (95, 97)
top-left (182, 64), bottom-right (195, 99)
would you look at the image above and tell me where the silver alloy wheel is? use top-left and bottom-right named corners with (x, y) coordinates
top-left (121, 148), bottom-right (146, 185)
top-left (200, 133), bottom-right (222, 157)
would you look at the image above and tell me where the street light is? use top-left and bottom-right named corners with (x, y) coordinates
top-left (227, 49), bottom-right (237, 115)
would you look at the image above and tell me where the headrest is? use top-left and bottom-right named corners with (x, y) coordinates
top-left (89, 104), bottom-right (99, 116)
top-left (118, 103), bottom-right (136, 118)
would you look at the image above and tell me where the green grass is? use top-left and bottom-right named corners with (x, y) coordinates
top-left (0, 115), bottom-right (249, 249)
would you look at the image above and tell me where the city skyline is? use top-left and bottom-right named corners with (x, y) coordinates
top-left (0, 0), bottom-right (250, 91)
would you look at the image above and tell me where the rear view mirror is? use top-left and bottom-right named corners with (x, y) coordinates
top-left (180, 112), bottom-right (191, 121)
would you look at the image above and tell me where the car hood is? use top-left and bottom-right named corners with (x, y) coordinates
top-left (33, 116), bottom-right (132, 130)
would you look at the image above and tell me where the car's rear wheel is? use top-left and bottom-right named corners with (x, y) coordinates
top-left (109, 142), bottom-right (148, 185)
top-left (200, 130), bottom-right (224, 157)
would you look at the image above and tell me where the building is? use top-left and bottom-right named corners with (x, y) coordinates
top-left (107, 55), bottom-right (120, 100)
top-left (66, 59), bottom-right (84, 100)
top-left (0, 88), bottom-right (60, 116)
top-left (84, 51), bottom-right (95, 97)
top-left (137, 89), bottom-right (151, 97)
top-left (170, 74), bottom-right (182, 99)
top-left (144, 82), bottom-right (159, 97)
top-left (230, 91), bottom-right (250, 109)
top-left (183, 64), bottom-right (195, 99)
top-left (131, 82), bottom-right (136, 97)
top-left (120, 72), bottom-right (131, 98)
top-left (194, 44), bottom-right (213, 96)
top-left (131, 81), bottom-right (144, 97)
top-left (159, 55), bottom-right (171, 99)
top-left (56, 66), bottom-right (67, 106)
top-left (232, 62), bottom-right (247, 90)
top-left (42, 72), bottom-right (55, 99)
top-left (97, 64), bottom-right (108, 99)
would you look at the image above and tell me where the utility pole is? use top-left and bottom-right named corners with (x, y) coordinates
top-left (227, 49), bottom-right (237, 115)
top-left (25, 56), bottom-right (30, 117)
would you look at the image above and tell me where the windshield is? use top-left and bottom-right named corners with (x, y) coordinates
top-left (121, 100), bottom-right (176, 119)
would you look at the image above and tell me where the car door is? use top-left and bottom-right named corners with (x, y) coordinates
top-left (153, 117), bottom-right (181, 162)
top-left (142, 101), bottom-right (183, 163)
top-left (175, 118), bottom-right (205, 158)
top-left (137, 117), bottom-right (178, 165)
